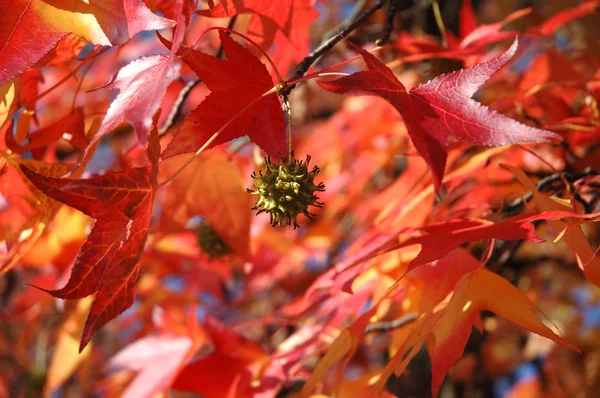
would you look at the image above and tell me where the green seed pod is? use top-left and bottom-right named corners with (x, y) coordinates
top-left (248, 153), bottom-right (325, 228)
top-left (196, 220), bottom-right (232, 258)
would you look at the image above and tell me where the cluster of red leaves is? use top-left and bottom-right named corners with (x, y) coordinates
top-left (1, 0), bottom-right (600, 397)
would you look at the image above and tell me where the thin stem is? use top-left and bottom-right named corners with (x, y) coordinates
top-left (24, 46), bottom-right (108, 108)
top-left (278, 72), bottom-right (350, 159)
top-left (432, 1), bottom-right (448, 48)
top-left (285, 72), bottom-right (350, 87)
top-left (286, 0), bottom-right (387, 94)
top-left (157, 86), bottom-right (279, 188)
top-left (287, 48), bottom-right (385, 84)
top-left (70, 54), bottom-right (98, 111)
top-left (281, 92), bottom-right (293, 159)
top-left (364, 312), bottom-right (419, 333)
top-left (376, 0), bottom-right (400, 46)
top-left (159, 79), bottom-right (201, 135)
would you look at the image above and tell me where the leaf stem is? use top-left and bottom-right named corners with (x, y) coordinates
top-left (432, 1), bottom-right (448, 48)
top-left (24, 46), bottom-right (108, 108)
top-left (376, 0), bottom-right (400, 46)
top-left (364, 312), bottom-right (419, 333)
top-left (277, 72), bottom-right (351, 160)
top-left (157, 86), bottom-right (279, 188)
top-left (285, 72), bottom-right (351, 87)
top-left (280, 90), bottom-right (293, 160)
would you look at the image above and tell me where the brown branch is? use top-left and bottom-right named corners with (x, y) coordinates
top-left (286, 0), bottom-right (388, 94)
top-left (376, 0), bottom-right (401, 46)
top-left (365, 312), bottom-right (419, 334)
top-left (501, 168), bottom-right (600, 217)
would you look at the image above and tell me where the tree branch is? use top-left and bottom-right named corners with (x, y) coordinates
top-left (365, 312), bottom-right (418, 334)
top-left (286, 0), bottom-right (388, 94)
top-left (376, 0), bottom-right (401, 46)
top-left (501, 168), bottom-right (600, 217)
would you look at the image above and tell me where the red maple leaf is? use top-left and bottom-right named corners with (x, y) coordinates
top-left (0, 0), bottom-right (175, 85)
top-left (306, 210), bottom-right (600, 299)
top-left (162, 30), bottom-right (286, 159)
top-left (457, 8), bottom-right (531, 49)
top-left (19, 163), bottom-right (157, 351)
top-left (318, 39), bottom-right (562, 192)
top-left (198, 0), bottom-right (318, 57)
top-left (536, 0), bottom-right (600, 36)
top-left (394, 6), bottom-right (531, 64)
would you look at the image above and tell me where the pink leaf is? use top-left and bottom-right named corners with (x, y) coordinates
top-left (109, 335), bottom-right (193, 398)
top-left (91, 55), bottom-right (180, 148)
top-left (318, 38), bottom-right (562, 192)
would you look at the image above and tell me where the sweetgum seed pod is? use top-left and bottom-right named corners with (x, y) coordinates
top-left (196, 221), bottom-right (232, 258)
top-left (248, 152), bottom-right (325, 229)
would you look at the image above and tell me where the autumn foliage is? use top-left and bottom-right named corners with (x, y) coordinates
top-left (1, 0), bottom-right (600, 397)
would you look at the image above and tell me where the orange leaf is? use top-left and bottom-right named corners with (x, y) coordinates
top-left (429, 267), bottom-right (579, 396)
top-left (0, 155), bottom-right (73, 273)
top-left (506, 164), bottom-right (600, 288)
top-left (0, 80), bottom-right (17, 128)
top-left (161, 150), bottom-right (253, 260)
top-left (299, 305), bottom-right (378, 398)
top-left (45, 297), bottom-right (93, 396)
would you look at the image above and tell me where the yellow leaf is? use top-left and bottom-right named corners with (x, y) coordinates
top-left (0, 80), bottom-right (16, 127)
top-left (44, 297), bottom-right (93, 397)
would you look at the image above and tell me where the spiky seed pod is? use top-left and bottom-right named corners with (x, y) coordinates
top-left (248, 153), bottom-right (325, 229)
top-left (196, 220), bottom-right (232, 258)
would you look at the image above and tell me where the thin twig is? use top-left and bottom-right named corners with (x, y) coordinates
top-left (365, 312), bottom-right (419, 334)
top-left (432, 1), bottom-right (448, 48)
top-left (286, 0), bottom-right (387, 94)
top-left (376, 0), bottom-right (400, 46)
top-left (501, 168), bottom-right (600, 217)
top-left (159, 79), bottom-right (202, 135)
top-left (24, 46), bottom-right (108, 109)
